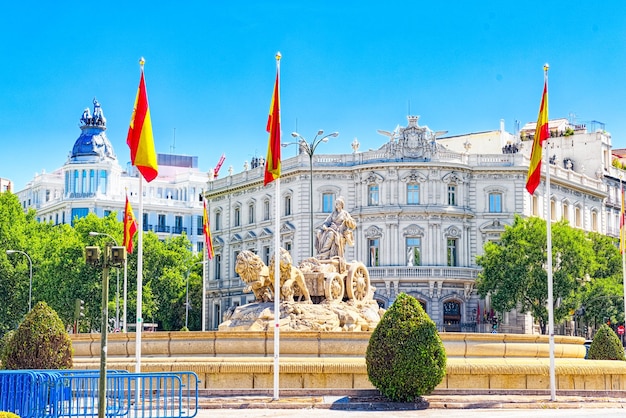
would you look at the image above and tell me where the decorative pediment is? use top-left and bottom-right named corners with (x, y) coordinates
top-left (259, 227), bottom-right (273, 237)
top-left (280, 222), bottom-right (296, 234)
top-left (363, 171), bottom-right (384, 185)
top-left (364, 225), bottom-right (383, 239)
top-left (479, 219), bottom-right (507, 234)
top-left (244, 231), bottom-right (257, 241)
top-left (230, 233), bottom-right (242, 243)
top-left (402, 224), bottom-right (425, 237)
top-left (402, 170), bottom-right (427, 183)
top-left (443, 225), bottom-right (462, 238)
top-left (442, 171), bottom-right (465, 184)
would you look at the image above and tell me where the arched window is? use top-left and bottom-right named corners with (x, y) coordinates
top-left (443, 300), bottom-right (462, 332)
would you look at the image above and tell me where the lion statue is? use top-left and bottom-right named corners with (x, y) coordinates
top-left (235, 250), bottom-right (274, 302)
top-left (269, 248), bottom-right (312, 303)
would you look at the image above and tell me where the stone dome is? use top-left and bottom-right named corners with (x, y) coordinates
top-left (69, 98), bottom-right (117, 163)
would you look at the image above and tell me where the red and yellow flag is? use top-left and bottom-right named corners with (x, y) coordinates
top-left (619, 184), bottom-right (626, 254)
top-left (264, 54), bottom-right (281, 186)
top-left (127, 59), bottom-right (159, 183)
top-left (203, 200), bottom-right (214, 260)
top-left (526, 77), bottom-right (549, 194)
top-left (123, 195), bottom-right (138, 254)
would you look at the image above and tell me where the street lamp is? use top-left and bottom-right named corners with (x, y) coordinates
top-left (185, 261), bottom-right (207, 329)
top-left (6, 250), bottom-right (33, 312)
top-left (89, 232), bottom-right (123, 331)
top-left (284, 130), bottom-right (339, 257)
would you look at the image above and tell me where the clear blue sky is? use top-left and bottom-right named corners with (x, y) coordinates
top-left (1, 1), bottom-right (625, 191)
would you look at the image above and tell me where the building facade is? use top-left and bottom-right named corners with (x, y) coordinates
top-left (204, 115), bottom-right (615, 334)
top-left (16, 99), bottom-right (211, 253)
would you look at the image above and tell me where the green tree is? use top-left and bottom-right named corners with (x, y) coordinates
top-left (0, 192), bottom-right (37, 335)
top-left (476, 216), bottom-right (593, 334)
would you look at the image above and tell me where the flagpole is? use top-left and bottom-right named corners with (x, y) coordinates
top-left (136, 177), bottom-right (144, 372)
top-left (541, 64), bottom-right (556, 402)
top-left (272, 52), bottom-right (282, 401)
top-left (273, 177), bottom-right (281, 401)
top-left (202, 234), bottom-right (207, 332)
top-left (621, 178), bottom-right (626, 347)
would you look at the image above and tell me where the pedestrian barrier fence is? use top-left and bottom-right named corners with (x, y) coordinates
top-left (0, 369), bottom-right (198, 417)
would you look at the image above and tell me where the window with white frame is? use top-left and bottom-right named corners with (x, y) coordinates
top-left (575, 206), bottom-right (581, 227)
top-left (407, 183), bottom-right (419, 205)
top-left (488, 192), bottom-right (502, 213)
top-left (284, 195), bottom-right (292, 216)
top-left (248, 203), bottom-right (255, 224)
top-left (234, 207), bottom-right (241, 227)
top-left (368, 184), bottom-right (379, 206)
top-left (263, 200), bottom-right (270, 220)
top-left (322, 193), bottom-right (335, 213)
top-left (368, 238), bottom-right (380, 267)
top-left (406, 237), bottom-right (421, 266)
top-left (448, 185), bottom-right (457, 206)
top-left (447, 238), bottom-right (458, 267)
top-left (215, 211), bottom-right (221, 231)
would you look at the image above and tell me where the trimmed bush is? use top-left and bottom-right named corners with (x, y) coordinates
top-left (3, 301), bottom-right (73, 369)
top-left (366, 293), bottom-right (446, 402)
top-left (587, 324), bottom-right (626, 361)
top-left (0, 330), bottom-right (15, 369)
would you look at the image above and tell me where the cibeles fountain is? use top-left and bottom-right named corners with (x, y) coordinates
top-left (220, 197), bottom-right (384, 332)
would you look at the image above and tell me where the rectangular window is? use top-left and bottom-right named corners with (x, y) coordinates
top-left (368, 238), bottom-right (380, 267)
top-left (322, 193), bottom-right (335, 213)
top-left (550, 200), bottom-right (556, 221)
top-left (196, 215), bottom-right (203, 235)
top-left (406, 237), bottom-right (421, 266)
top-left (248, 204), bottom-right (255, 224)
top-left (143, 213), bottom-right (149, 231)
top-left (234, 207), bottom-right (241, 227)
top-left (563, 203), bottom-right (569, 221)
top-left (157, 214), bottom-right (167, 232)
top-left (407, 184), bottom-right (419, 205)
top-left (575, 207), bottom-right (581, 227)
top-left (215, 212), bottom-right (221, 231)
top-left (448, 185), bottom-right (457, 206)
top-left (263, 246), bottom-right (271, 266)
top-left (284, 196), bottom-right (292, 216)
top-left (263, 200), bottom-right (270, 220)
top-left (489, 193), bottom-right (502, 213)
top-left (214, 254), bottom-right (221, 280)
top-left (174, 216), bottom-right (183, 234)
top-left (447, 239), bottom-right (458, 267)
top-left (368, 185), bottom-right (379, 206)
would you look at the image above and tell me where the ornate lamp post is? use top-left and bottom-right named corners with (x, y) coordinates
top-left (6, 250), bottom-right (33, 312)
top-left (284, 130), bottom-right (339, 257)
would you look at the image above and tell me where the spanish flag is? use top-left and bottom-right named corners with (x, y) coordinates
top-left (203, 200), bottom-right (214, 260)
top-left (526, 76), bottom-right (549, 194)
top-left (264, 53), bottom-right (281, 186)
top-left (127, 58), bottom-right (159, 183)
top-left (123, 195), bottom-right (138, 254)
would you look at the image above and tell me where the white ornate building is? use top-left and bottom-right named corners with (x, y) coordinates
top-left (15, 99), bottom-right (211, 253)
top-left (204, 115), bottom-right (618, 334)
top-left (14, 101), bottom-right (621, 334)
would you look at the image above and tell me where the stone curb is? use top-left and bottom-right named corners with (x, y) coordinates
top-left (198, 395), bottom-right (626, 410)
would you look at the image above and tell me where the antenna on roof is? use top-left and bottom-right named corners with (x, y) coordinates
top-left (170, 128), bottom-right (176, 153)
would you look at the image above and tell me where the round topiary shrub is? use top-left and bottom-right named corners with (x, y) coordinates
top-left (3, 301), bottom-right (73, 369)
top-left (366, 293), bottom-right (446, 402)
top-left (587, 324), bottom-right (626, 361)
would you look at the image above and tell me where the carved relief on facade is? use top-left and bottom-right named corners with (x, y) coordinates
top-left (401, 170), bottom-right (427, 184)
top-left (402, 224), bottom-right (425, 237)
top-left (444, 225), bottom-right (462, 238)
top-left (364, 225), bottom-right (383, 239)
top-left (442, 171), bottom-right (466, 184)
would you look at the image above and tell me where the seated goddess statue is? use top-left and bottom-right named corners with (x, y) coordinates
top-left (315, 197), bottom-right (356, 260)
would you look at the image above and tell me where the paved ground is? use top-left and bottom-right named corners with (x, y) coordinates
top-left (193, 391), bottom-right (626, 417)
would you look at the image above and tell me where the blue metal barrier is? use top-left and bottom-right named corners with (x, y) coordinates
top-left (0, 370), bottom-right (198, 418)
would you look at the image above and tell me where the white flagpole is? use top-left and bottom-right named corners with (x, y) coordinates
top-left (123, 253), bottom-right (128, 333)
top-left (202, 239), bottom-right (207, 332)
top-left (542, 64), bottom-right (556, 402)
top-left (273, 177), bottom-right (281, 400)
top-left (621, 180), bottom-right (626, 347)
top-left (135, 177), bottom-right (144, 372)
